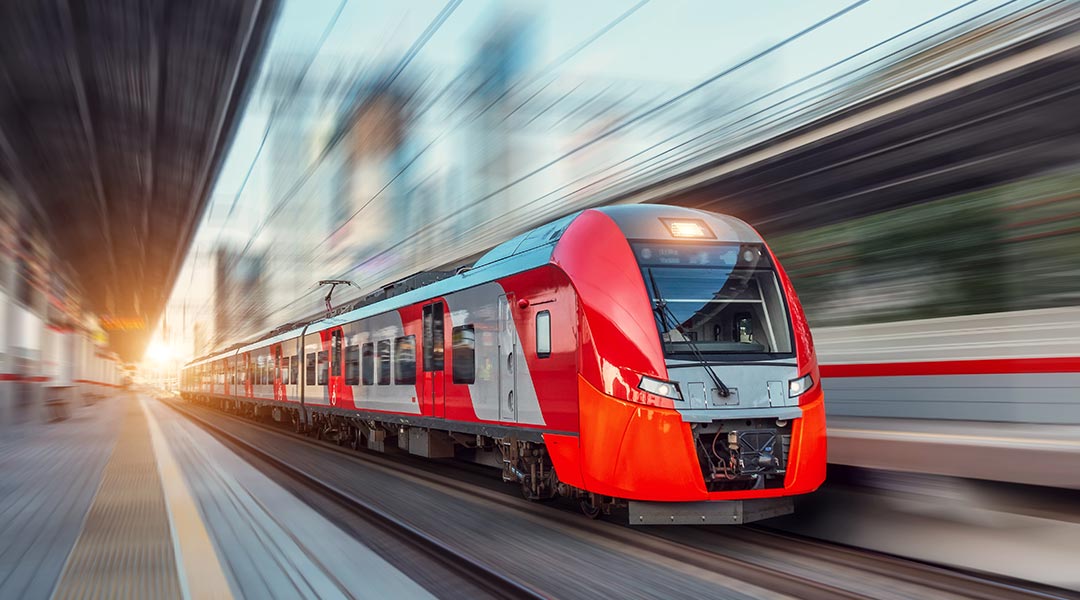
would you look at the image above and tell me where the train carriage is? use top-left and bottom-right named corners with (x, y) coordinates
top-left (181, 204), bottom-right (826, 524)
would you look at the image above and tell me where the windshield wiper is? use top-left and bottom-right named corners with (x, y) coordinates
top-left (647, 269), bottom-right (731, 398)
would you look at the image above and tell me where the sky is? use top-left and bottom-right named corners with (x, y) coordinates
top-left (153, 0), bottom-right (1019, 362)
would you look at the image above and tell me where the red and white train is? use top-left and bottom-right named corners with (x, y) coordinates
top-left (180, 205), bottom-right (826, 524)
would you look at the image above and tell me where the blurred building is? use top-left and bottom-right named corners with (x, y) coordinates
top-left (332, 79), bottom-right (415, 271)
top-left (213, 247), bottom-right (268, 350)
top-left (0, 184), bottom-right (122, 424)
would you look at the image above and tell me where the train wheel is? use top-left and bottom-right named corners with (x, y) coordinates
top-left (580, 495), bottom-right (602, 519)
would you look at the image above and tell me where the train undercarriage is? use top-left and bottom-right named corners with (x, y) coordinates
top-left (184, 392), bottom-right (794, 524)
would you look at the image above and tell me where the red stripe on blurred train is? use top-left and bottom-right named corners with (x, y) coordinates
top-left (181, 205), bottom-right (825, 524)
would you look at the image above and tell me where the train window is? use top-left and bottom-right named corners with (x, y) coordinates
top-left (331, 330), bottom-right (342, 377)
top-left (345, 345), bottom-right (360, 385)
top-left (317, 351), bottom-right (329, 386)
top-left (536, 311), bottom-right (551, 358)
top-left (424, 303), bottom-right (444, 372)
top-left (634, 243), bottom-right (793, 356)
top-left (432, 303), bottom-right (444, 371)
top-left (452, 325), bottom-right (475, 384)
top-left (377, 340), bottom-right (391, 385)
top-left (362, 343), bottom-right (374, 385)
top-left (291, 355), bottom-right (299, 385)
top-left (306, 352), bottom-right (316, 385)
top-left (423, 305), bottom-right (433, 371)
top-left (282, 356), bottom-right (290, 384)
top-left (395, 336), bottom-right (416, 385)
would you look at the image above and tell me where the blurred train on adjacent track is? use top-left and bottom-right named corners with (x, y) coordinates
top-left (779, 174), bottom-right (1079, 414)
top-left (181, 205), bottom-right (827, 524)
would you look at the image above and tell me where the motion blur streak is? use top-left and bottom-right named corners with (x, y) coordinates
top-left (1, 0), bottom-right (1079, 596)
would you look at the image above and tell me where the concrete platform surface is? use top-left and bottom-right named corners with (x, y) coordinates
top-left (0, 393), bottom-right (431, 600)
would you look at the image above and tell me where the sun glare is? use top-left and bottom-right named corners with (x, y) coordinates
top-left (145, 340), bottom-right (174, 364)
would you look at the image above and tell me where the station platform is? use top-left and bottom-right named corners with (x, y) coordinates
top-left (828, 415), bottom-right (1080, 488)
top-left (0, 392), bottom-right (431, 600)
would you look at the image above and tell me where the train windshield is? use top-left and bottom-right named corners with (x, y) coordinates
top-left (632, 242), bottom-right (794, 357)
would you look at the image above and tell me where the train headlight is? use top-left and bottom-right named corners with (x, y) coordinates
top-left (660, 217), bottom-right (716, 239)
top-left (638, 376), bottom-right (683, 401)
top-left (788, 374), bottom-right (814, 398)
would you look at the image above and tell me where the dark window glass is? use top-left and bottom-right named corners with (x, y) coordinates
top-left (361, 343), bottom-right (374, 385)
top-left (452, 325), bottom-right (475, 384)
top-left (345, 345), bottom-right (360, 385)
top-left (281, 356), bottom-right (290, 384)
top-left (432, 303), bottom-right (444, 371)
top-left (536, 311), bottom-right (551, 358)
top-left (423, 305), bottom-right (433, 371)
top-left (306, 352), bottom-right (316, 385)
top-left (395, 336), bottom-right (416, 384)
top-left (317, 351), bottom-right (329, 385)
top-left (290, 355), bottom-right (299, 385)
top-left (331, 330), bottom-right (342, 377)
top-left (633, 243), bottom-right (793, 356)
top-left (423, 303), bottom-right (445, 372)
top-left (377, 340), bottom-right (391, 385)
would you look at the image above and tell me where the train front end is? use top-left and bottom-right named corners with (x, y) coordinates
top-left (550, 205), bottom-right (826, 524)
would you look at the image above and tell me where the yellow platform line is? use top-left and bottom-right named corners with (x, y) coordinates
top-left (141, 397), bottom-right (235, 600)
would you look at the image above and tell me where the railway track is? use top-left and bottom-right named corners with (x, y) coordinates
top-left (164, 399), bottom-right (545, 600)
top-left (165, 397), bottom-right (1073, 600)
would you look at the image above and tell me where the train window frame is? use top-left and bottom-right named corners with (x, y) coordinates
top-left (452, 325), bottom-right (475, 384)
top-left (395, 336), bottom-right (416, 385)
top-left (317, 351), bottom-right (329, 386)
top-left (281, 356), bottom-right (290, 385)
top-left (377, 340), bottom-right (392, 385)
top-left (306, 352), bottom-right (316, 386)
top-left (345, 344), bottom-right (360, 385)
top-left (290, 354), bottom-right (299, 385)
top-left (536, 310), bottom-right (551, 358)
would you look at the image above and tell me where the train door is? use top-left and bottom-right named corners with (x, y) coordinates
top-left (422, 301), bottom-right (446, 418)
top-left (497, 294), bottom-right (517, 423)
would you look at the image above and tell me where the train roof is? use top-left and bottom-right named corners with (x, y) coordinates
top-left (185, 205), bottom-right (762, 367)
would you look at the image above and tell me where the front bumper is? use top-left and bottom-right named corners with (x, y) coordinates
top-left (629, 497), bottom-right (794, 525)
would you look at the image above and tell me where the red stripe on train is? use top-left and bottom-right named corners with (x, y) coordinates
top-left (821, 357), bottom-right (1080, 377)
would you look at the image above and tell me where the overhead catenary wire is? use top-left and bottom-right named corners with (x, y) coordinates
top-left (182, 0), bottom-right (1063, 351)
